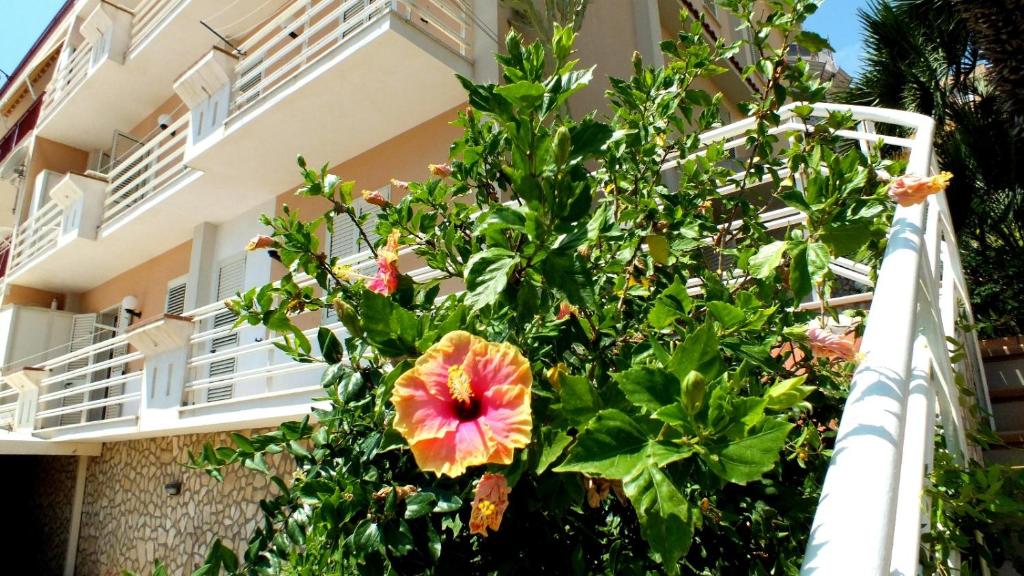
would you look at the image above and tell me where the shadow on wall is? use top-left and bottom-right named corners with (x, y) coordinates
top-left (0, 455), bottom-right (77, 576)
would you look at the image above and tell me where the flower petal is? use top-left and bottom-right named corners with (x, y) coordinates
top-left (409, 420), bottom-right (492, 477)
top-left (479, 385), bottom-right (532, 464)
top-left (391, 371), bottom-right (458, 444)
top-left (464, 340), bottom-right (532, 399)
top-left (414, 331), bottom-right (473, 390)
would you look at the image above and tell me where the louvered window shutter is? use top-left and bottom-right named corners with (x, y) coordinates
top-left (207, 257), bottom-right (245, 403)
top-left (58, 313), bottom-right (97, 427)
top-left (165, 280), bottom-right (187, 316)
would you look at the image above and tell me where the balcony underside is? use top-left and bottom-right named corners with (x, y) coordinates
top-left (186, 12), bottom-right (471, 203)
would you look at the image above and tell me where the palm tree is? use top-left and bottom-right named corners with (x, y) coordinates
top-left (845, 0), bottom-right (1024, 336)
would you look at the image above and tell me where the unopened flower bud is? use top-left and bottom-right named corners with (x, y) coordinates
top-left (428, 163), bottom-right (453, 178)
top-left (245, 235), bottom-right (275, 251)
top-left (553, 126), bottom-right (571, 166)
top-left (361, 189), bottom-right (390, 208)
top-left (681, 370), bottom-right (706, 415)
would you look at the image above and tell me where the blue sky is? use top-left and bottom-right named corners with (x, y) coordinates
top-left (805, 0), bottom-right (871, 78)
top-left (0, 0), bottom-right (65, 86)
top-left (0, 0), bottom-right (869, 90)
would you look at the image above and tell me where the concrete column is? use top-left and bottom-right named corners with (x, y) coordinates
top-left (185, 222), bottom-right (218, 311)
top-left (472, 0), bottom-right (500, 83)
top-left (64, 455), bottom-right (90, 576)
top-left (632, 0), bottom-right (664, 68)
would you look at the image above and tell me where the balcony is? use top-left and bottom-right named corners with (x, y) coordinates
top-left (36, 0), bottom-right (285, 152)
top-left (6, 111), bottom-right (200, 292)
top-left (31, 330), bottom-right (143, 439)
top-left (180, 0), bottom-right (473, 215)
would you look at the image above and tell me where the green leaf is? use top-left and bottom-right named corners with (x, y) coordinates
top-left (353, 519), bottom-right (383, 552)
top-left (788, 241), bottom-right (811, 300)
top-left (560, 373), bottom-right (599, 424)
top-left (748, 241), bottom-right (788, 278)
top-left (361, 290), bottom-right (419, 356)
top-left (404, 491), bottom-right (438, 519)
top-left (806, 241), bottom-right (831, 284)
top-left (614, 367), bottom-right (679, 413)
top-left (670, 323), bottom-right (725, 382)
top-left (795, 30), bottom-right (832, 53)
top-left (821, 221), bottom-right (873, 255)
top-left (555, 410), bottom-right (693, 479)
top-left (536, 428), bottom-right (573, 474)
top-left (764, 375), bottom-right (814, 411)
top-left (317, 327), bottom-right (343, 364)
top-left (623, 464), bottom-right (695, 575)
top-left (707, 301), bottom-right (744, 329)
top-left (465, 248), bottom-right (518, 310)
top-left (649, 276), bottom-right (693, 329)
top-left (495, 80), bottom-right (546, 109)
top-left (702, 418), bottom-right (794, 484)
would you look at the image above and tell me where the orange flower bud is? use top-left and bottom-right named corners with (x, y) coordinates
top-left (361, 189), bottom-right (389, 207)
top-left (245, 235), bottom-right (275, 251)
top-left (428, 163), bottom-right (453, 178)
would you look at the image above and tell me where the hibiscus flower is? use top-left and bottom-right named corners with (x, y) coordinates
top-left (888, 171), bottom-right (952, 207)
top-left (469, 473), bottom-right (510, 536)
top-left (366, 230), bottom-right (400, 295)
top-left (390, 331), bottom-right (532, 477)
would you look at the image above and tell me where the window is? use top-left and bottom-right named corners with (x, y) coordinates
top-left (206, 255), bottom-right (245, 403)
top-left (324, 185), bottom-right (389, 321)
top-left (165, 277), bottom-right (188, 316)
top-left (57, 313), bottom-right (96, 427)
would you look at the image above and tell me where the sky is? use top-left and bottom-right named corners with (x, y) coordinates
top-left (805, 0), bottom-right (871, 78)
top-left (0, 0), bottom-right (869, 92)
top-left (0, 0), bottom-right (65, 87)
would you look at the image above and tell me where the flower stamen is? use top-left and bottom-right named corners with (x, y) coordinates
top-left (447, 365), bottom-right (473, 404)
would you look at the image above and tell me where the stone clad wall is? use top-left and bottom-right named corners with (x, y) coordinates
top-left (75, 429), bottom-right (293, 576)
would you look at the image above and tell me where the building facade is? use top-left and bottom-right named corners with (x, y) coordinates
top-left (0, 1), bottom-right (767, 573)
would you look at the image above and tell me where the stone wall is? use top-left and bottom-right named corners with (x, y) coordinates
top-left (75, 429), bottom-right (292, 576)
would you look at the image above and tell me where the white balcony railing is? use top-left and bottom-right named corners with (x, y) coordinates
top-left (130, 0), bottom-right (184, 53)
top-left (33, 331), bottom-right (141, 433)
top-left (0, 379), bottom-right (17, 429)
top-left (40, 40), bottom-right (94, 120)
top-left (7, 200), bottom-right (62, 274)
top-left (103, 113), bottom-right (190, 227)
top-left (230, 0), bottom-right (471, 114)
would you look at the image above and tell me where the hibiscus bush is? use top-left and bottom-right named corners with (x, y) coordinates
top-left (179, 1), bottom-right (950, 574)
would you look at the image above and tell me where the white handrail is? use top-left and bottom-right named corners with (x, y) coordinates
top-left (799, 106), bottom-right (984, 574)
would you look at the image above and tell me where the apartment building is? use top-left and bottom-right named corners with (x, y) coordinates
top-left (0, 1), bottom-right (775, 573)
